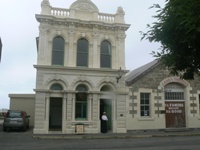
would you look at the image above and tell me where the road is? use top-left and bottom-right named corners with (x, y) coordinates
top-left (0, 124), bottom-right (200, 150)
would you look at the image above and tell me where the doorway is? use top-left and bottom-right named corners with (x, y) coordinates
top-left (165, 101), bottom-right (186, 128)
top-left (100, 99), bottom-right (112, 130)
top-left (49, 98), bottom-right (62, 131)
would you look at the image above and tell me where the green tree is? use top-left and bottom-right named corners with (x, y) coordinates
top-left (141, 0), bottom-right (200, 79)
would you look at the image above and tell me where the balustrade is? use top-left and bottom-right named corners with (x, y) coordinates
top-left (98, 13), bottom-right (115, 22)
top-left (50, 7), bottom-right (116, 23)
top-left (51, 7), bottom-right (70, 17)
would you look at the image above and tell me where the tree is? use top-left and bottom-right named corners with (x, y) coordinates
top-left (141, 0), bottom-right (200, 79)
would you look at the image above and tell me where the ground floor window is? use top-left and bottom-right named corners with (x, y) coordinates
top-left (140, 93), bottom-right (150, 116)
top-left (75, 84), bottom-right (88, 120)
top-left (75, 93), bottom-right (87, 119)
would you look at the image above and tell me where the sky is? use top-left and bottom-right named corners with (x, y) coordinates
top-left (0, 0), bottom-right (165, 109)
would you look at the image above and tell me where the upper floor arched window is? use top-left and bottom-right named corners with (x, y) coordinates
top-left (52, 36), bottom-right (65, 65)
top-left (77, 38), bottom-right (88, 67)
top-left (100, 40), bottom-right (111, 68)
top-left (50, 83), bottom-right (63, 91)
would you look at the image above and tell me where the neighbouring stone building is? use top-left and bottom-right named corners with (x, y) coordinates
top-left (126, 60), bottom-right (200, 130)
top-left (9, 0), bottom-right (200, 134)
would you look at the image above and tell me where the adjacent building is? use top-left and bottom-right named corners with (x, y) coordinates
top-left (126, 60), bottom-right (200, 130)
top-left (0, 37), bottom-right (2, 62)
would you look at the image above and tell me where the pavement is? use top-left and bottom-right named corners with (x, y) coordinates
top-left (32, 128), bottom-right (200, 140)
top-left (1, 119), bottom-right (200, 140)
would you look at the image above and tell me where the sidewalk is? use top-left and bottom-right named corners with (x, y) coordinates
top-left (32, 129), bottom-right (200, 140)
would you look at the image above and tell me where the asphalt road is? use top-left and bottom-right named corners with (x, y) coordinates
top-left (1, 123), bottom-right (200, 150)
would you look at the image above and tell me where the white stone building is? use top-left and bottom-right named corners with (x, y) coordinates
top-left (9, 0), bottom-right (200, 134)
top-left (33, 0), bottom-right (130, 134)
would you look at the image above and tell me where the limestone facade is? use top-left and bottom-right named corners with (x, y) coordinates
top-left (33, 0), bottom-right (130, 134)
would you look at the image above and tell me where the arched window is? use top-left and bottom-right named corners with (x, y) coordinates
top-left (100, 85), bottom-right (113, 92)
top-left (50, 83), bottom-right (63, 91)
top-left (164, 83), bottom-right (185, 100)
top-left (77, 38), bottom-right (88, 67)
top-left (52, 36), bottom-right (65, 65)
top-left (75, 84), bottom-right (88, 120)
top-left (100, 40), bottom-right (111, 68)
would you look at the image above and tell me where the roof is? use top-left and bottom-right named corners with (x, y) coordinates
top-left (126, 59), bottom-right (160, 85)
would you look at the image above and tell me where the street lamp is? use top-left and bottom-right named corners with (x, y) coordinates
top-left (116, 67), bottom-right (123, 83)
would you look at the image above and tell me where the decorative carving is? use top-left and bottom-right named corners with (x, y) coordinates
top-left (116, 34), bottom-right (126, 39)
top-left (116, 7), bottom-right (125, 14)
top-left (68, 30), bottom-right (75, 37)
top-left (44, 74), bottom-right (68, 89)
top-left (81, 33), bottom-right (86, 37)
top-left (96, 76), bottom-right (116, 90)
top-left (71, 74), bottom-right (94, 90)
top-left (77, 3), bottom-right (94, 11)
top-left (70, 0), bottom-right (98, 12)
top-left (39, 27), bottom-right (50, 35)
top-left (92, 31), bottom-right (99, 38)
top-left (41, 0), bottom-right (50, 6)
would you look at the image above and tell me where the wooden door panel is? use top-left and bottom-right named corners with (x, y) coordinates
top-left (165, 102), bottom-right (186, 128)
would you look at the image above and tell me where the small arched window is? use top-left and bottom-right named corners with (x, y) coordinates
top-left (100, 85), bottom-right (113, 92)
top-left (50, 83), bottom-right (63, 91)
top-left (75, 84), bottom-right (88, 120)
top-left (164, 83), bottom-right (185, 100)
top-left (100, 40), bottom-right (111, 68)
top-left (52, 36), bottom-right (65, 65)
top-left (77, 38), bottom-right (88, 67)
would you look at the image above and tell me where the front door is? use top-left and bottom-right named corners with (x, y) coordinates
top-left (165, 102), bottom-right (186, 128)
top-left (100, 99), bottom-right (112, 130)
top-left (49, 98), bottom-right (62, 131)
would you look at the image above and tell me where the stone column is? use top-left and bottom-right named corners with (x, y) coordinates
top-left (92, 30), bottom-right (99, 68)
top-left (38, 26), bottom-right (49, 65)
top-left (88, 94), bottom-right (92, 121)
top-left (68, 29), bottom-right (75, 67)
top-left (72, 93), bottom-right (76, 121)
top-left (62, 93), bottom-right (67, 133)
top-left (45, 93), bottom-right (50, 133)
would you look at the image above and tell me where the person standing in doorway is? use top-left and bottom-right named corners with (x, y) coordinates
top-left (101, 112), bottom-right (108, 133)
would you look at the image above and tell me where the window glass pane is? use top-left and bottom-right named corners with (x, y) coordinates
top-left (100, 40), bottom-right (111, 68)
top-left (50, 83), bottom-right (63, 90)
top-left (140, 93), bottom-right (150, 117)
top-left (52, 36), bottom-right (64, 65)
top-left (165, 92), bottom-right (184, 100)
top-left (101, 55), bottom-right (111, 68)
top-left (77, 39), bottom-right (88, 52)
top-left (53, 37), bottom-right (64, 50)
top-left (77, 38), bottom-right (88, 67)
top-left (75, 103), bottom-right (87, 118)
top-left (77, 53), bottom-right (88, 67)
top-left (76, 85), bottom-right (88, 92)
top-left (52, 51), bottom-right (64, 65)
top-left (101, 41), bottom-right (111, 54)
top-left (75, 92), bottom-right (87, 119)
top-left (100, 85), bottom-right (113, 91)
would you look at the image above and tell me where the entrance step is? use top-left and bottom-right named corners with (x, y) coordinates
top-left (165, 128), bottom-right (192, 132)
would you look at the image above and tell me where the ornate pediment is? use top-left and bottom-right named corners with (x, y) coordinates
top-left (70, 0), bottom-right (99, 12)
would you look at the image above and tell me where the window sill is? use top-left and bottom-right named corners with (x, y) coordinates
top-left (71, 121), bottom-right (93, 125)
top-left (137, 117), bottom-right (155, 121)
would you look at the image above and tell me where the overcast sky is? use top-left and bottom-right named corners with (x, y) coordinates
top-left (0, 0), bottom-right (165, 109)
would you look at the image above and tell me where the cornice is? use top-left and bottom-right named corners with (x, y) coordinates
top-left (35, 14), bottom-right (130, 31)
top-left (34, 65), bottom-right (129, 74)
